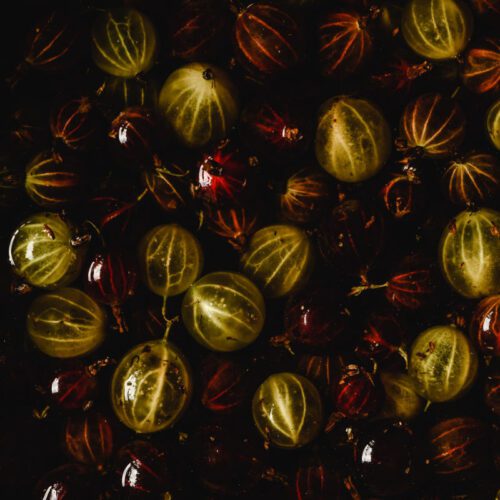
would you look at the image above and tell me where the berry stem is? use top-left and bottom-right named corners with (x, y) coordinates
top-left (349, 281), bottom-right (388, 297)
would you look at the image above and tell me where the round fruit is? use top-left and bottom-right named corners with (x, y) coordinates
top-left (380, 371), bottom-right (424, 421)
top-left (318, 10), bottom-right (373, 78)
top-left (111, 339), bottom-right (192, 433)
top-left (234, 3), bottom-right (304, 78)
top-left (442, 152), bottom-right (499, 207)
top-left (138, 224), bottom-right (203, 297)
top-left (400, 93), bottom-right (466, 158)
top-left (470, 295), bottom-right (500, 357)
top-left (283, 286), bottom-right (350, 348)
top-left (27, 288), bottom-right (106, 359)
top-left (64, 412), bottom-right (113, 468)
top-left (9, 212), bottom-right (86, 289)
top-left (182, 272), bottom-right (265, 352)
top-left (25, 150), bottom-right (83, 207)
top-left (252, 372), bottom-right (323, 448)
top-left (91, 8), bottom-right (157, 78)
top-left (240, 224), bottom-right (313, 298)
top-left (427, 417), bottom-right (490, 480)
top-left (111, 441), bottom-right (171, 496)
top-left (462, 38), bottom-right (500, 94)
top-left (50, 97), bottom-right (102, 151)
top-left (401, 0), bottom-right (473, 60)
top-left (408, 325), bottom-right (478, 402)
top-left (158, 62), bottom-right (239, 148)
top-left (315, 96), bottom-right (391, 182)
top-left (332, 364), bottom-right (381, 419)
top-left (109, 106), bottom-right (158, 161)
top-left (279, 168), bottom-right (331, 225)
top-left (439, 208), bottom-right (500, 298)
top-left (24, 12), bottom-right (82, 72)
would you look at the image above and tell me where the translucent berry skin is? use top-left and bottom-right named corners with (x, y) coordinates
top-left (25, 12), bottom-right (83, 72)
top-left (111, 440), bottom-right (172, 497)
top-left (284, 287), bottom-right (351, 348)
top-left (279, 168), bottom-right (331, 225)
top-left (331, 364), bottom-right (381, 419)
top-left (142, 161), bottom-right (189, 213)
top-left (427, 417), bottom-right (490, 481)
top-left (386, 254), bottom-right (438, 310)
top-left (355, 311), bottom-right (407, 367)
top-left (462, 38), bottom-right (500, 94)
top-left (25, 150), bottom-right (84, 208)
top-left (64, 412), bottom-right (113, 468)
top-left (408, 325), bottom-right (478, 402)
top-left (234, 3), bottom-right (305, 79)
top-left (109, 106), bottom-right (158, 162)
top-left (49, 366), bottom-right (98, 410)
top-left (400, 93), bottom-right (466, 158)
top-left (317, 10), bottom-right (373, 78)
top-left (50, 97), bottom-right (102, 151)
top-left (193, 142), bottom-right (255, 208)
top-left (169, 0), bottom-right (231, 62)
top-left (34, 464), bottom-right (98, 500)
top-left (240, 98), bottom-right (311, 160)
top-left (200, 355), bottom-right (248, 413)
top-left (379, 172), bottom-right (426, 221)
top-left (470, 295), bottom-right (500, 357)
top-left (85, 250), bottom-right (138, 308)
top-left (205, 205), bottom-right (259, 251)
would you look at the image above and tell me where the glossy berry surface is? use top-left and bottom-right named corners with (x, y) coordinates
top-left (111, 441), bottom-right (171, 497)
top-left (283, 286), bottom-right (351, 348)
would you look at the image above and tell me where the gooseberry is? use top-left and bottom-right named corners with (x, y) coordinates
top-left (408, 325), bottom-right (478, 402)
top-left (182, 271), bottom-right (265, 352)
top-left (138, 223), bottom-right (203, 297)
top-left (470, 294), bottom-right (500, 357)
top-left (427, 417), bottom-right (490, 480)
top-left (27, 287), bottom-right (106, 359)
top-left (9, 212), bottom-right (86, 289)
top-left (401, 0), bottom-right (473, 60)
top-left (25, 150), bottom-right (84, 207)
top-left (158, 62), bottom-right (239, 148)
top-left (317, 9), bottom-right (373, 78)
top-left (111, 440), bottom-right (172, 497)
top-left (399, 92), bottom-right (466, 158)
top-left (380, 371), bottom-right (424, 421)
top-left (192, 140), bottom-right (256, 208)
top-left (252, 372), bottom-right (323, 449)
top-left (241, 224), bottom-right (313, 298)
top-left (64, 411), bottom-right (113, 469)
top-left (278, 168), bottom-right (331, 225)
top-left (111, 339), bottom-right (192, 433)
top-left (442, 152), bottom-right (499, 207)
top-left (50, 97), bottom-right (103, 151)
top-left (91, 8), bottom-right (157, 78)
top-left (234, 3), bottom-right (304, 79)
top-left (315, 96), bottom-right (392, 182)
top-left (439, 208), bottom-right (500, 298)
top-left (462, 37), bottom-right (500, 94)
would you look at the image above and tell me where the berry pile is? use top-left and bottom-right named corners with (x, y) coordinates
top-left (0, 0), bottom-right (499, 498)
